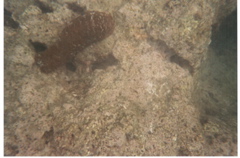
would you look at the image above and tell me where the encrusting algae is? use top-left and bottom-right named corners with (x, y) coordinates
top-left (35, 11), bottom-right (115, 73)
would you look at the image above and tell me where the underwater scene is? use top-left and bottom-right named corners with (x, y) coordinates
top-left (4, 0), bottom-right (237, 156)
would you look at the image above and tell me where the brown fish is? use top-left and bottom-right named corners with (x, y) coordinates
top-left (35, 11), bottom-right (115, 73)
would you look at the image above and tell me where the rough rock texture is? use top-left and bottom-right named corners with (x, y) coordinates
top-left (4, 0), bottom-right (237, 156)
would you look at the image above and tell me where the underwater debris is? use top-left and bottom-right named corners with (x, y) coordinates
top-left (35, 11), bottom-right (115, 73)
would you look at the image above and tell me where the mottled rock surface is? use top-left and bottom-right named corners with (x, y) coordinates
top-left (4, 0), bottom-right (237, 156)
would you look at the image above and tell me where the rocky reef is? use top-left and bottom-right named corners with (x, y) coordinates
top-left (4, 0), bottom-right (237, 156)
